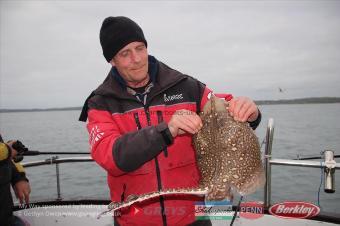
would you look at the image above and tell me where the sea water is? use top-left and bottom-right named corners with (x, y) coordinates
top-left (1, 103), bottom-right (339, 213)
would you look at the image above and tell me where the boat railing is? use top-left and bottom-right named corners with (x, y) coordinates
top-left (22, 156), bottom-right (94, 201)
top-left (20, 119), bottom-right (339, 207)
top-left (263, 118), bottom-right (340, 208)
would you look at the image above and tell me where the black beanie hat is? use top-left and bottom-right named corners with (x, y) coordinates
top-left (100, 16), bottom-right (148, 62)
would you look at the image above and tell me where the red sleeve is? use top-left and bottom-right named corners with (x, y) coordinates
top-left (215, 93), bottom-right (233, 101)
top-left (199, 86), bottom-right (233, 111)
top-left (87, 109), bottom-right (126, 176)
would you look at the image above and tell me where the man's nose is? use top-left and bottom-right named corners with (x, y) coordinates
top-left (131, 50), bottom-right (141, 63)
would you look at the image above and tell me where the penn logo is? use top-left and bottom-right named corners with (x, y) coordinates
top-left (164, 93), bottom-right (183, 102)
top-left (269, 201), bottom-right (320, 219)
top-left (239, 201), bottom-right (264, 219)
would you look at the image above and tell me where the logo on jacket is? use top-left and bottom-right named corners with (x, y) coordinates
top-left (89, 125), bottom-right (104, 148)
top-left (164, 93), bottom-right (183, 102)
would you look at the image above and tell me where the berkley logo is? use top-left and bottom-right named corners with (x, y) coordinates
top-left (269, 201), bottom-right (320, 219)
top-left (164, 93), bottom-right (183, 102)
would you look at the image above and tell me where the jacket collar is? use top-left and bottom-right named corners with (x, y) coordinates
top-left (79, 55), bottom-right (187, 122)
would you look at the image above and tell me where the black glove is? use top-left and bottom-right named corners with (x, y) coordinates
top-left (12, 140), bottom-right (28, 162)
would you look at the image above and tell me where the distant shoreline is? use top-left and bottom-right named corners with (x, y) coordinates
top-left (254, 97), bottom-right (340, 105)
top-left (1, 97), bottom-right (339, 113)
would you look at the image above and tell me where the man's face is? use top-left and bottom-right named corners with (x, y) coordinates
top-left (110, 41), bottom-right (148, 87)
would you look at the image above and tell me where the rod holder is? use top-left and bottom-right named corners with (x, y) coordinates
top-left (324, 150), bottom-right (336, 193)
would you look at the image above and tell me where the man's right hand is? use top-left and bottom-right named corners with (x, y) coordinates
top-left (168, 110), bottom-right (203, 137)
top-left (14, 180), bottom-right (31, 204)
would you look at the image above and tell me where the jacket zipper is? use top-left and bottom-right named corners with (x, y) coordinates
top-left (133, 113), bottom-right (142, 130)
top-left (157, 111), bottom-right (168, 157)
top-left (121, 184), bottom-right (126, 202)
top-left (144, 106), bottom-right (167, 226)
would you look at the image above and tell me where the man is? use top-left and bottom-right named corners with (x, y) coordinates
top-left (79, 16), bottom-right (261, 226)
top-left (0, 135), bottom-right (31, 226)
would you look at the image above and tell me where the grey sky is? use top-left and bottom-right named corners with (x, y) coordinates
top-left (1, 0), bottom-right (340, 109)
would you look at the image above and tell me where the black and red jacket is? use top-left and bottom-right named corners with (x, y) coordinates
top-left (79, 56), bottom-right (260, 226)
top-left (0, 138), bottom-right (29, 226)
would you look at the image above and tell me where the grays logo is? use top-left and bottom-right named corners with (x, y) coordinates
top-left (164, 93), bottom-right (183, 102)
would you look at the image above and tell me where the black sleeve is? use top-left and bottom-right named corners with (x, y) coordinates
top-left (10, 162), bottom-right (28, 185)
top-left (113, 122), bottom-right (173, 172)
top-left (248, 109), bottom-right (262, 130)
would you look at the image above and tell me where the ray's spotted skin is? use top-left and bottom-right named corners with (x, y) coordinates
top-left (193, 94), bottom-right (265, 201)
top-left (98, 95), bottom-right (265, 218)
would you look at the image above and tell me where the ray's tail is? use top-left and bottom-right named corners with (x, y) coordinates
top-left (97, 187), bottom-right (208, 219)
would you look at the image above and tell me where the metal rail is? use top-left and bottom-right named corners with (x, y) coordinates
top-left (264, 118), bottom-right (274, 208)
top-left (271, 158), bottom-right (340, 168)
top-left (263, 118), bottom-right (339, 207)
top-left (22, 156), bottom-right (93, 200)
top-left (21, 156), bottom-right (93, 168)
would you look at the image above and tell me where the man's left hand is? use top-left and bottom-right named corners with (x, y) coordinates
top-left (228, 96), bottom-right (259, 122)
top-left (14, 180), bottom-right (31, 204)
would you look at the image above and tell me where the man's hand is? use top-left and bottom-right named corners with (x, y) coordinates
top-left (228, 96), bottom-right (259, 122)
top-left (168, 110), bottom-right (203, 137)
top-left (14, 180), bottom-right (31, 204)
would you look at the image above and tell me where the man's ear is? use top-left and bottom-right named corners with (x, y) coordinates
top-left (110, 59), bottom-right (115, 67)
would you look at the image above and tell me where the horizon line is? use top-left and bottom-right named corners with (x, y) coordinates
top-left (1, 96), bottom-right (340, 112)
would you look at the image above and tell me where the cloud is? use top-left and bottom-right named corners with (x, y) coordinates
top-left (1, 0), bottom-right (340, 108)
